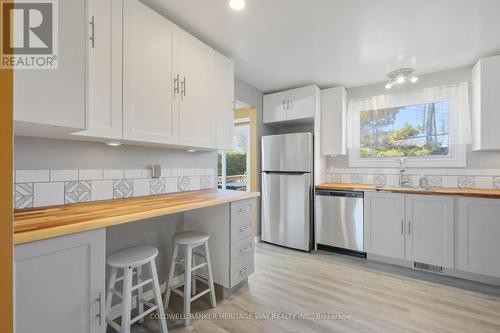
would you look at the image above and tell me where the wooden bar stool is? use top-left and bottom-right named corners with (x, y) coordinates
top-left (106, 246), bottom-right (168, 333)
top-left (164, 230), bottom-right (217, 326)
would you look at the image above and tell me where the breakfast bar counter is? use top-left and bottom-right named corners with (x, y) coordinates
top-left (14, 189), bottom-right (260, 245)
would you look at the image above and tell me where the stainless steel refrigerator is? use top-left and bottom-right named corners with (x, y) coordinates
top-left (261, 132), bottom-right (313, 252)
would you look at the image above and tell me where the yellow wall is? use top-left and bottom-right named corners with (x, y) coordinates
top-left (234, 108), bottom-right (258, 234)
top-left (0, 0), bottom-right (14, 328)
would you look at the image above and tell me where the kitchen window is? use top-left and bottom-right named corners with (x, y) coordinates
top-left (347, 83), bottom-right (471, 168)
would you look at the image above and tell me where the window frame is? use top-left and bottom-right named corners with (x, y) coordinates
top-left (348, 86), bottom-right (467, 168)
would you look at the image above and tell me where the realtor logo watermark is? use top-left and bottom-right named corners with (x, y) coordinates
top-left (1, 0), bottom-right (58, 69)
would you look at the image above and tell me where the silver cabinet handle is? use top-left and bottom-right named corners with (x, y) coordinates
top-left (401, 220), bottom-right (404, 234)
top-left (89, 16), bottom-right (95, 48)
top-left (282, 98), bottom-right (286, 110)
top-left (287, 98), bottom-right (291, 110)
top-left (408, 220), bottom-right (411, 236)
top-left (240, 266), bottom-right (248, 275)
top-left (97, 292), bottom-right (104, 326)
top-left (238, 226), bottom-right (249, 233)
top-left (174, 74), bottom-right (179, 97)
top-left (181, 77), bottom-right (186, 97)
top-left (238, 206), bottom-right (251, 213)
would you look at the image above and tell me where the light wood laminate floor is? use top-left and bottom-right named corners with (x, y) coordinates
top-left (123, 243), bottom-right (500, 333)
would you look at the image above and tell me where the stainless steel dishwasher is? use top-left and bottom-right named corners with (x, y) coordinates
top-left (315, 190), bottom-right (365, 257)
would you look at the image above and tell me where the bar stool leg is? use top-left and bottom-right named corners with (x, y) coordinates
top-left (149, 260), bottom-right (168, 333)
top-left (204, 241), bottom-right (217, 308)
top-left (136, 265), bottom-right (144, 324)
top-left (105, 266), bottom-right (118, 330)
top-left (183, 245), bottom-right (192, 326)
top-left (164, 244), bottom-right (178, 308)
top-left (192, 247), bottom-right (197, 296)
top-left (121, 267), bottom-right (133, 333)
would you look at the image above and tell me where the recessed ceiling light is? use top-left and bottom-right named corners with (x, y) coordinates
top-left (229, 0), bottom-right (245, 11)
top-left (187, 149), bottom-right (197, 153)
top-left (105, 141), bottom-right (122, 146)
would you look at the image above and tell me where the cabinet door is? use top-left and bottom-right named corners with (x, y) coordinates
top-left (364, 192), bottom-right (405, 259)
top-left (74, 0), bottom-right (122, 140)
top-left (178, 30), bottom-right (216, 148)
top-left (405, 195), bottom-right (454, 268)
top-left (321, 87), bottom-right (346, 156)
top-left (14, 0), bottom-right (87, 132)
top-left (215, 52), bottom-right (235, 150)
top-left (122, 0), bottom-right (179, 144)
top-left (287, 86), bottom-right (317, 121)
top-left (457, 197), bottom-right (500, 277)
top-left (263, 92), bottom-right (287, 123)
top-left (14, 229), bottom-right (106, 333)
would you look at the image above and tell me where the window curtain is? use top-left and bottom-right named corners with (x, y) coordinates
top-left (346, 82), bottom-right (471, 167)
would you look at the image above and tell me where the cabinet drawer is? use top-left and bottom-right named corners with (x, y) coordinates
top-left (231, 218), bottom-right (253, 244)
top-left (231, 256), bottom-right (254, 287)
top-left (231, 236), bottom-right (254, 262)
top-left (231, 199), bottom-right (254, 222)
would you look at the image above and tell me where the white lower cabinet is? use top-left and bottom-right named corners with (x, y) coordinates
top-left (14, 229), bottom-right (106, 333)
top-left (457, 197), bottom-right (500, 278)
top-left (365, 192), bottom-right (454, 268)
top-left (405, 195), bottom-right (454, 268)
top-left (364, 192), bottom-right (406, 260)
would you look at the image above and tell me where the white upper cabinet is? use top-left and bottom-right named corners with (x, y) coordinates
top-left (472, 55), bottom-right (500, 151)
top-left (177, 30), bottom-right (216, 149)
top-left (364, 192), bottom-right (406, 260)
top-left (405, 195), bottom-right (454, 268)
top-left (215, 52), bottom-right (235, 151)
top-left (14, 0), bottom-right (87, 135)
top-left (122, 0), bottom-right (179, 145)
top-left (287, 86), bottom-right (318, 121)
top-left (263, 92), bottom-right (288, 123)
top-left (457, 197), bottom-right (500, 278)
top-left (263, 85), bottom-right (319, 124)
top-left (321, 87), bottom-right (346, 156)
top-left (73, 0), bottom-right (122, 140)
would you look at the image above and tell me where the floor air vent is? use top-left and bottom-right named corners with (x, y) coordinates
top-left (413, 262), bottom-right (443, 274)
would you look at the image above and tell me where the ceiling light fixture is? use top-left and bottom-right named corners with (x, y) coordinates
top-left (385, 68), bottom-right (418, 90)
top-left (229, 0), bottom-right (245, 11)
top-left (105, 141), bottom-right (122, 146)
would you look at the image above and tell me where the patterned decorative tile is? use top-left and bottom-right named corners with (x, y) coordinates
top-left (14, 183), bottom-right (34, 209)
top-left (200, 175), bottom-right (211, 189)
top-left (64, 181), bottom-right (92, 204)
top-left (113, 179), bottom-right (133, 199)
top-left (178, 176), bottom-right (190, 192)
top-left (424, 175), bottom-right (443, 188)
top-left (457, 176), bottom-right (475, 189)
top-left (351, 174), bottom-right (364, 184)
top-left (331, 174), bottom-right (342, 183)
top-left (150, 178), bottom-right (166, 195)
top-left (494, 177), bottom-right (500, 189)
top-left (374, 175), bottom-right (386, 186)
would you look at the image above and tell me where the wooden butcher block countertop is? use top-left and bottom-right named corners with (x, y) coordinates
top-left (14, 189), bottom-right (260, 245)
top-left (315, 183), bottom-right (500, 199)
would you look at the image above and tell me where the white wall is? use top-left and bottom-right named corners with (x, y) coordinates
top-left (325, 66), bottom-right (500, 189)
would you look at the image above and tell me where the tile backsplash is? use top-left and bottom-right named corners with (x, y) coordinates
top-left (326, 167), bottom-right (500, 190)
top-left (14, 168), bottom-right (217, 210)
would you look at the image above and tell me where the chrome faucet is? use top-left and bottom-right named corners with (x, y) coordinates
top-left (398, 158), bottom-right (410, 187)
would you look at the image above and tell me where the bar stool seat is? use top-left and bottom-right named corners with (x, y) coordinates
top-left (107, 245), bottom-right (158, 268)
top-left (164, 230), bottom-right (216, 326)
top-left (106, 246), bottom-right (168, 333)
top-left (173, 231), bottom-right (210, 245)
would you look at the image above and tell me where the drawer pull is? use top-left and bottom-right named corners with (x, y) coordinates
top-left (239, 266), bottom-right (249, 275)
top-left (239, 247), bottom-right (250, 255)
top-left (237, 206), bottom-right (251, 213)
top-left (238, 226), bottom-right (250, 233)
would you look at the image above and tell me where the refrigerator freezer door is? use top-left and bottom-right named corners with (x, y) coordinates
top-left (261, 172), bottom-right (311, 251)
top-left (262, 133), bottom-right (312, 173)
